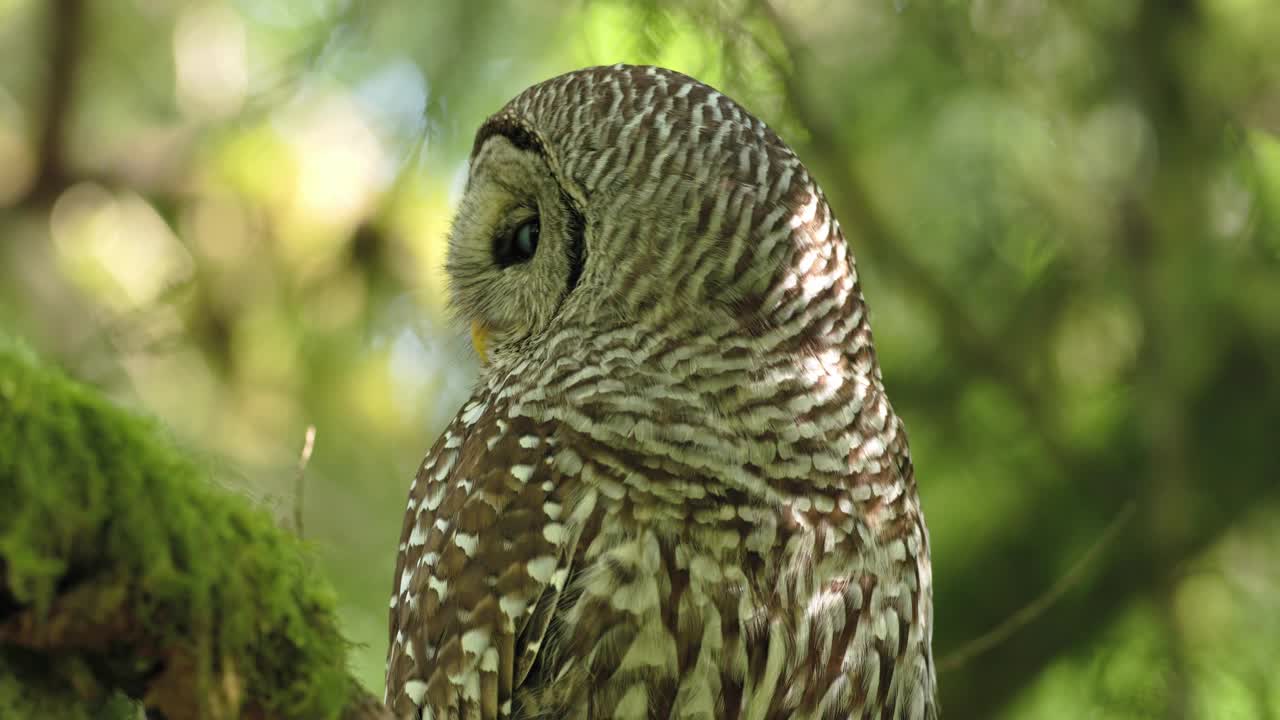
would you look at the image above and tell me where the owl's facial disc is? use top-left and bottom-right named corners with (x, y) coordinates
top-left (446, 135), bottom-right (585, 365)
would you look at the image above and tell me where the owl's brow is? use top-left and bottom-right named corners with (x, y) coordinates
top-left (472, 117), bottom-right (544, 161)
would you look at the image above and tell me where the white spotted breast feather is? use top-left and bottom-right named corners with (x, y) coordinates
top-left (385, 384), bottom-right (584, 718)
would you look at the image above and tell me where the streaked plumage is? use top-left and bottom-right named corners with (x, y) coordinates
top-left (386, 64), bottom-right (936, 720)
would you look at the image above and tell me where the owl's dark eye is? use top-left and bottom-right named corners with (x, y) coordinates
top-left (495, 217), bottom-right (540, 267)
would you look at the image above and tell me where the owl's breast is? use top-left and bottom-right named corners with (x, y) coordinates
top-left (513, 495), bottom-right (932, 720)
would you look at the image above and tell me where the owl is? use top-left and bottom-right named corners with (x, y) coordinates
top-left (385, 65), bottom-right (935, 720)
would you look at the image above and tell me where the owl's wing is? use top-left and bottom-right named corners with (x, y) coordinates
top-left (385, 394), bottom-right (579, 719)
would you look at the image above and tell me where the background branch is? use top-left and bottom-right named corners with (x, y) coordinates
top-left (24, 0), bottom-right (86, 208)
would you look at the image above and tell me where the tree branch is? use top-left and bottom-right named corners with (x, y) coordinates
top-left (0, 335), bottom-right (391, 719)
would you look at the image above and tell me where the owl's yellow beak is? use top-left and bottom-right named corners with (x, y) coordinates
top-left (470, 320), bottom-right (490, 364)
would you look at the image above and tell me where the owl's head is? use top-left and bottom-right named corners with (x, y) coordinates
top-left (446, 64), bottom-right (863, 375)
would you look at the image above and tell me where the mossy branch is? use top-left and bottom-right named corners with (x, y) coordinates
top-left (0, 334), bottom-right (392, 719)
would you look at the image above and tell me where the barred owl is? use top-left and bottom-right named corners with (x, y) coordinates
top-left (385, 65), bottom-right (936, 720)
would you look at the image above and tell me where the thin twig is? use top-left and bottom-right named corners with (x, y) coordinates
top-left (937, 500), bottom-right (1137, 672)
top-left (294, 425), bottom-right (316, 539)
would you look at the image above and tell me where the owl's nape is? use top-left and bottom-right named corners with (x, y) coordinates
top-left (387, 64), bottom-right (936, 720)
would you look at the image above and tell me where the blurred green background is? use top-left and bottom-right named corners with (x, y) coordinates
top-left (1, 1), bottom-right (1278, 717)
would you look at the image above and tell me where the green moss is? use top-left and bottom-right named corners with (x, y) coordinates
top-left (0, 650), bottom-right (139, 719)
top-left (0, 335), bottom-right (374, 719)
